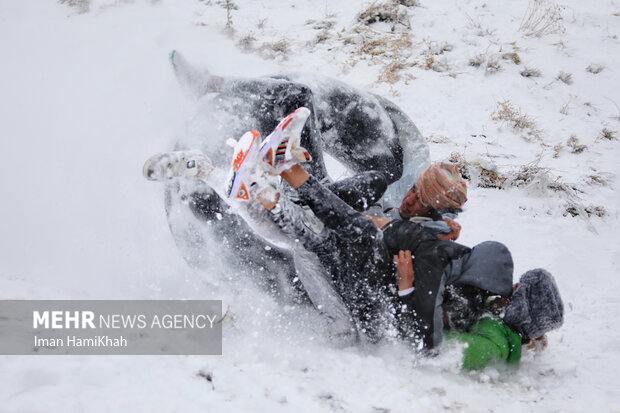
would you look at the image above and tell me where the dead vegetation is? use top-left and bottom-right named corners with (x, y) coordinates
top-left (356, 1), bottom-right (411, 29)
top-left (465, 14), bottom-right (497, 37)
top-left (585, 172), bottom-right (611, 187)
top-left (237, 33), bottom-right (257, 52)
top-left (567, 135), bottom-right (587, 153)
top-left (599, 128), bottom-right (617, 140)
top-left (492, 100), bottom-right (541, 141)
top-left (586, 64), bottom-right (605, 74)
top-left (449, 153), bottom-right (506, 189)
top-left (502, 52), bottom-right (521, 65)
top-left (564, 205), bottom-right (607, 218)
top-left (258, 39), bottom-right (291, 60)
top-left (520, 67), bottom-right (542, 78)
top-left (518, 0), bottom-right (565, 37)
top-left (337, 1), bottom-right (421, 83)
top-left (378, 61), bottom-right (415, 84)
top-left (218, 0), bottom-right (238, 36)
top-left (556, 71), bottom-right (573, 85)
top-left (449, 153), bottom-right (607, 220)
top-left (58, 0), bottom-right (90, 13)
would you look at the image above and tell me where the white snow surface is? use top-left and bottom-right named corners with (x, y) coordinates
top-left (1, 0), bottom-right (619, 411)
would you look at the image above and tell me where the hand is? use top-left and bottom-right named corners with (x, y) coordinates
top-left (394, 250), bottom-right (414, 291)
top-left (437, 217), bottom-right (461, 241)
top-left (524, 335), bottom-right (548, 352)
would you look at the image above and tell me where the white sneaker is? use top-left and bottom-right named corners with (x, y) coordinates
top-left (225, 131), bottom-right (263, 201)
top-left (259, 107), bottom-right (312, 175)
top-left (143, 150), bottom-right (213, 181)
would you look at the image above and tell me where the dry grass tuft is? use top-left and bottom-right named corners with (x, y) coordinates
top-left (378, 61), bottom-right (415, 84)
top-left (237, 33), bottom-right (256, 52)
top-left (565, 205), bottom-right (607, 218)
top-left (556, 71), bottom-right (573, 85)
top-left (394, 0), bottom-right (420, 6)
top-left (450, 153), bottom-right (607, 223)
top-left (566, 135), bottom-right (588, 153)
top-left (599, 128), bottom-right (617, 140)
top-left (567, 135), bottom-right (587, 153)
top-left (586, 64), bottom-right (604, 74)
top-left (585, 173), bottom-right (611, 187)
top-left (258, 39), bottom-right (291, 60)
top-left (357, 1), bottom-right (410, 28)
top-left (502, 52), bottom-right (521, 65)
top-left (492, 100), bottom-right (540, 140)
top-left (519, 0), bottom-right (565, 37)
top-left (449, 153), bottom-right (507, 189)
top-left (520, 67), bottom-right (542, 78)
top-left (469, 53), bottom-right (506, 74)
top-left (59, 0), bottom-right (90, 13)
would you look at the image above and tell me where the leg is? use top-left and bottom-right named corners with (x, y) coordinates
top-left (217, 78), bottom-right (328, 180)
top-left (326, 170), bottom-right (389, 211)
top-left (279, 165), bottom-right (382, 246)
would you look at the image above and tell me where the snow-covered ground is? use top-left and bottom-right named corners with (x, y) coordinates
top-left (1, 0), bottom-right (619, 411)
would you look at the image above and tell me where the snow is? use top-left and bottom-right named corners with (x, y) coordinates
top-left (1, 0), bottom-right (619, 411)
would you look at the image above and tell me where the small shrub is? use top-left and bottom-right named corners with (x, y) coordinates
top-left (58, 0), bottom-right (90, 13)
top-left (519, 0), bottom-right (565, 37)
top-left (556, 71), bottom-right (573, 85)
top-left (256, 18), bottom-right (267, 30)
top-left (469, 54), bottom-right (485, 68)
top-left (492, 100), bottom-right (540, 140)
top-left (586, 64), bottom-right (604, 74)
top-left (395, 0), bottom-right (420, 6)
top-left (217, 0), bottom-right (238, 35)
top-left (567, 135), bottom-right (587, 153)
top-left (585, 173), bottom-right (610, 186)
top-left (599, 128), bottom-right (617, 140)
top-left (357, 2), bottom-right (410, 29)
top-left (520, 67), bottom-right (542, 77)
top-left (502, 52), bottom-right (521, 65)
top-left (469, 53), bottom-right (502, 74)
top-left (237, 33), bottom-right (256, 52)
top-left (377, 60), bottom-right (414, 84)
top-left (465, 15), bottom-right (497, 37)
top-left (485, 56), bottom-right (502, 74)
top-left (258, 39), bottom-right (290, 60)
top-left (564, 205), bottom-right (606, 218)
top-left (448, 153), bottom-right (506, 189)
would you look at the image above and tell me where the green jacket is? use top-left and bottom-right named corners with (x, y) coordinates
top-left (444, 317), bottom-right (522, 370)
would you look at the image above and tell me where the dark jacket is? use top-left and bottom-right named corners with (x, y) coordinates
top-left (382, 220), bottom-right (514, 349)
top-left (382, 220), bottom-right (471, 348)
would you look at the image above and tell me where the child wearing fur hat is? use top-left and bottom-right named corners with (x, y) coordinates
top-left (444, 269), bottom-right (564, 370)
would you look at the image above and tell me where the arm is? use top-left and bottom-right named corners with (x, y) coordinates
top-left (395, 249), bottom-right (448, 349)
top-left (394, 250), bottom-right (414, 292)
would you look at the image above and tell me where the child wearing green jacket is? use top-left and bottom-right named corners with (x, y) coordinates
top-left (444, 269), bottom-right (564, 370)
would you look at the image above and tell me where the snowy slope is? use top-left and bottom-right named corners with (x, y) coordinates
top-left (0, 0), bottom-right (619, 411)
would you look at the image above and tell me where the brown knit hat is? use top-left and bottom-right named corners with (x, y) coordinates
top-left (414, 163), bottom-right (467, 209)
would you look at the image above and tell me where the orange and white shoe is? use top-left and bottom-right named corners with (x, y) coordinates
top-left (225, 130), bottom-right (264, 201)
top-left (259, 107), bottom-right (312, 175)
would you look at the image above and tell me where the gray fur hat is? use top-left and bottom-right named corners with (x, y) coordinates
top-left (502, 269), bottom-right (564, 340)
